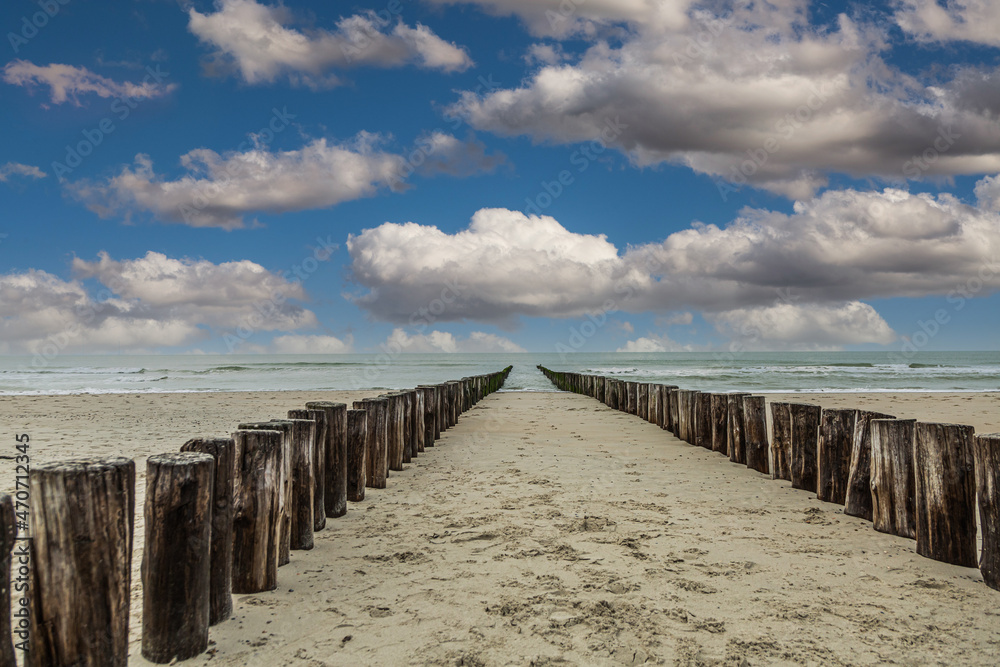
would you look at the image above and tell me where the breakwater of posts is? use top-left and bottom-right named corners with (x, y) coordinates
top-left (0, 367), bottom-right (511, 665)
top-left (537, 365), bottom-right (1000, 594)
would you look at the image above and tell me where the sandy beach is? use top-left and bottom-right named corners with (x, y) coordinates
top-left (3, 389), bottom-right (999, 665)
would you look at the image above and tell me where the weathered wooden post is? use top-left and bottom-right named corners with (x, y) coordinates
top-left (290, 408), bottom-right (326, 530)
top-left (870, 419), bottom-right (916, 539)
top-left (627, 382), bottom-right (638, 415)
top-left (403, 390), bottom-right (415, 462)
top-left (844, 410), bottom-right (897, 521)
top-left (696, 392), bottom-right (713, 449)
top-left (306, 401), bottom-right (348, 519)
top-left (0, 494), bottom-right (16, 667)
top-left (710, 394), bottom-right (728, 454)
top-left (28, 457), bottom-right (135, 667)
top-left (448, 381), bottom-right (461, 426)
top-left (676, 390), bottom-right (691, 442)
top-left (816, 409), bottom-right (858, 505)
top-left (413, 389), bottom-right (425, 454)
top-left (770, 402), bottom-right (792, 481)
top-left (382, 393), bottom-right (402, 472)
top-left (231, 429), bottom-right (281, 594)
top-left (238, 420), bottom-right (292, 565)
top-left (637, 384), bottom-right (649, 422)
top-left (141, 453), bottom-right (214, 663)
top-left (418, 386), bottom-right (437, 447)
top-left (974, 433), bottom-right (1000, 590)
top-left (180, 437), bottom-right (234, 625)
top-left (355, 398), bottom-right (388, 488)
top-left (346, 409), bottom-right (368, 502)
top-left (435, 384), bottom-right (446, 436)
top-left (743, 396), bottom-right (769, 474)
top-left (282, 416), bottom-right (316, 548)
top-left (727, 393), bottom-right (750, 464)
top-left (913, 422), bottom-right (977, 567)
top-left (789, 403), bottom-right (822, 492)
top-left (668, 387), bottom-right (680, 435)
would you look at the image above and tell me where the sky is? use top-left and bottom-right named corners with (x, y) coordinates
top-left (1, 0), bottom-right (999, 356)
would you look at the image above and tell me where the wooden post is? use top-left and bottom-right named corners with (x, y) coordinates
top-left (710, 394), bottom-right (728, 454)
top-left (727, 393), bottom-right (750, 464)
top-left (0, 494), bottom-right (16, 667)
top-left (306, 401), bottom-right (348, 519)
top-left (141, 452), bottom-right (214, 664)
top-left (239, 420), bottom-right (292, 565)
top-left (844, 410), bottom-right (897, 521)
top-left (280, 418), bottom-right (317, 543)
top-left (676, 390), bottom-right (691, 442)
top-left (402, 390), bottom-right (414, 462)
top-left (637, 384), bottom-right (648, 421)
top-left (435, 384), bottom-right (445, 436)
top-left (668, 387), bottom-right (680, 435)
top-left (974, 433), bottom-right (1000, 590)
top-left (451, 381), bottom-right (462, 423)
top-left (230, 429), bottom-right (281, 594)
top-left (770, 402), bottom-right (792, 481)
top-left (354, 398), bottom-right (388, 488)
top-left (626, 382), bottom-right (637, 415)
top-left (696, 392), bottom-right (713, 449)
top-left (346, 409), bottom-right (368, 502)
top-left (412, 389), bottom-right (425, 454)
top-left (289, 409), bottom-right (326, 531)
top-left (913, 422), bottom-right (977, 567)
top-left (28, 457), bottom-right (135, 667)
top-left (789, 403), bottom-right (822, 493)
top-left (870, 419), bottom-right (917, 539)
top-left (418, 386), bottom-right (437, 447)
top-left (817, 409), bottom-right (858, 505)
top-left (743, 396), bottom-right (769, 474)
top-left (180, 437), bottom-right (234, 625)
top-left (382, 393), bottom-right (402, 472)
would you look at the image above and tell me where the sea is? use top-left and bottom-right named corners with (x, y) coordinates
top-left (0, 351), bottom-right (997, 395)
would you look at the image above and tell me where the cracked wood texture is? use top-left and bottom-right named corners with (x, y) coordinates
top-left (306, 401), bottom-right (348, 520)
top-left (844, 411), bottom-right (897, 521)
top-left (0, 494), bottom-right (16, 667)
top-left (913, 422), bottom-right (977, 567)
top-left (28, 457), bottom-right (135, 667)
top-left (818, 408), bottom-right (858, 505)
top-left (770, 402), bottom-right (792, 482)
top-left (292, 408), bottom-right (327, 530)
top-left (870, 419), bottom-right (917, 539)
top-left (180, 437), bottom-right (234, 625)
top-left (789, 403), bottom-right (822, 493)
top-left (231, 429), bottom-right (280, 594)
top-left (974, 433), bottom-right (1000, 591)
top-left (141, 452), bottom-right (214, 664)
top-left (743, 396), bottom-right (769, 475)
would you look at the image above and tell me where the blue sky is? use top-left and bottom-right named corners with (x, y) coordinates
top-left (1, 0), bottom-right (999, 355)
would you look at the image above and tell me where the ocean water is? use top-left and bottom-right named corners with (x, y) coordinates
top-left (0, 351), bottom-right (997, 395)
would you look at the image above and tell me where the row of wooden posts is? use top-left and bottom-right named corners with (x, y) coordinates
top-left (537, 365), bottom-right (1000, 594)
top-left (0, 367), bottom-right (512, 666)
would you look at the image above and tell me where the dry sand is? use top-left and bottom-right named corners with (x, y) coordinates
top-left (2, 390), bottom-right (999, 665)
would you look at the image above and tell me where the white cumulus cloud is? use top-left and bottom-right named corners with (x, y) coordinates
top-left (346, 177), bottom-right (1000, 347)
top-left (447, 1), bottom-right (1000, 197)
top-left (0, 251), bottom-right (316, 354)
top-left (188, 0), bottom-right (471, 86)
top-left (70, 131), bottom-right (501, 229)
